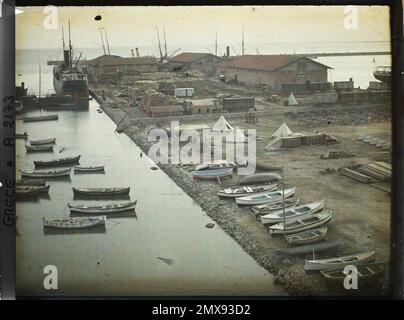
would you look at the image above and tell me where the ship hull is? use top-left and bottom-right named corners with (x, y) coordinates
top-left (53, 66), bottom-right (89, 107)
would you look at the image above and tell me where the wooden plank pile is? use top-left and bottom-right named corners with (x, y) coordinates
top-left (340, 161), bottom-right (391, 187)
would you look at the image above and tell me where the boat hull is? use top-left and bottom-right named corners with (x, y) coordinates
top-left (305, 251), bottom-right (376, 271)
top-left (69, 201), bottom-right (137, 214)
top-left (34, 155), bottom-right (81, 167)
top-left (72, 187), bottom-right (130, 196)
top-left (43, 216), bottom-right (106, 229)
top-left (269, 212), bottom-right (332, 235)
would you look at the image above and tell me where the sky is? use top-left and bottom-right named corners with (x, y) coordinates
top-left (16, 6), bottom-right (390, 51)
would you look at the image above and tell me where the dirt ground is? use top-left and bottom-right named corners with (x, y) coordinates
top-left (92, 80), bottom-right (391, 296)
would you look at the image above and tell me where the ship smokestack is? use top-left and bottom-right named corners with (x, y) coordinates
top-left (136, 48), bottom-right (140, 57)
top-left (226, 46), bottom-right (230, 58)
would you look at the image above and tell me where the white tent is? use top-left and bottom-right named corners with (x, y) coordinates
top-left (271, 123), bottom-right (293, 139)
top-left (212, 115), bottom-right (233, 133)
top-left (288, 92), bottom-right (298, 105)
top-left (226, 127), bottom-right (248, 143)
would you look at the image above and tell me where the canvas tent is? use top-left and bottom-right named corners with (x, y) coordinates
top-left (288, 93), bottom-right (298, 105)
top-left (226, 127), bottom-right (248, 143)
top-left (212, 115), bottom-right (233, 133)
top-left (271, 123), bottom-right (293, 139)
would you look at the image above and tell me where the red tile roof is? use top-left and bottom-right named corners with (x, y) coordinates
top-left (169, 52), bottom-right (213, 63)
top-left (217, 55), bottom-right (331, 72)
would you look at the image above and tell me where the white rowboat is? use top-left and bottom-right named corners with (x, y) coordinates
top-left (305, 251), bottom-right (376, 271)
top-left (43, 216), bottom-right (106, 229)
top-left (68, 201), bottom-right (137, 214)
top-left (236, 187), bottom-right (295, 206)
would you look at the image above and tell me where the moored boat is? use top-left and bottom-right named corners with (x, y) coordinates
top-left (16, 185), bottom-right (50, 198)
top-left (320, 262), bottom-right (386, 282)
top-left (20, 168), bottom-right (71, 178)
top-left (260, 200), bottom-right (324, 225)
top-left (268, 211), bottom-right (332, 235)
top-left (285, 226), bottom-right (328, 245)
top-left (276, 239), bottom-right (344, 257)
top-left (217, 184), bottom-right (277, 198)
top-left (192, 167), bottom-right (233, 180)
top-left (73, 165), bottom-right (105, 172)
top-left (34, 155), bottom-right (80, 167)
top-left (72, 187), bottom-right (130, 196)
top-left (236, 187), bottom-right (295, 206)
top-left (43, 216), bottom-right (106, 229)
top-left (23, 114), bottom-right (59, 122)
top-left (16, 179), bottom-right (46, 186)
top-left (251, 197), bottom-right (300, 215)
top-left (25, 144), bottom-right (54, 152)
top-left (305, 251), bottom-right (376, 271)
top-left (68, 200), bottom-right (137, 214)
top-left (30, 138), bottom-right (56, 145)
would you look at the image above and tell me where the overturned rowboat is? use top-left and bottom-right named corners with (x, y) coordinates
top-left (72, 187), bottom-right (130, 196)
top-left (268, 211), bottom-right (332, 235)
top-left (275, 239), bottom-right (344, 257)
top-left (43, 216), bottom-right (106, 229)
top-left (20, 168), bottom-right (71, 178)
top-left (239, 173), bottom-right (282, 185)
top-left (217, 184), bottom-right (277, 198)
top-left (25, 144), bottom-right (54, 152)
top-left (305, 251), bottom-right (376, 271)
top-left (285, 226), bottom-right (328, 245)
top-left (320, 262), bottom-right (386, 282)
top-left (34, 155), bottom-right (80, 167)
top-left (251, 197), bottom-right (300, 215)
top-left (23, 114), bottom-right (59, 122)
top-left (236, 187), bottom-right (295, 206)
top-left (260, 200), bottom-right (325, 225)
top-left (73, 165), bottom-right (105, 173)
top-left (30, 138), bottom-right (56, 145)
top-left (192, 167), bottom-right (233, 180)
top-left (68, 200), bottom-right (137, 214)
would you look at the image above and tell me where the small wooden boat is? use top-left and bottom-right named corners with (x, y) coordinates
top-left (275, 239), bottom-right (344, 257)
top-left (20, 168), bottom-right (71, 178)
top-left (73, 165), bottom-right (105, 172)
top-left (251, 197), bottom-right (300, 215)
top-left (68, 201), bottom-right (137, 214)
top-left (16, 179), bottom-right (46, 186)
top-left (23, 114), bottom-right (59, 122)
top-left (16, 133), bottom-right (28, 139)
top-left (34, 155), bottom-right (80, 167)
top-left (72, 187), bottom-right (130, 196)
top-left (285, 226), bottom-right (328, 245)
top-left (195, 162), bottom-right (235, 171)
top-left (236, 187), bottom-right (295, 206)
top-left (30, 138), bottom-right (56, 145)
top-left (239, 173), bottom-right (282, 185)
top-left (305, 251), bottom-right (376, 271)
top-left (16, 185), bottom-right (50, 198)
top-left (25, 144), bottom-right (54, 152)
top-left (192, 167), bottom-right (233, 180)
top-left (268, 211), bottom-right (332, 235)
top-left (255, 162), bottom-right (282, 172)
top-left (260, 200), bottom-right (325, 225)
top-left (320, 262), bottom-right (386, 282)
top-left (217, 184), bottom-right (277, 198)
top-left (43, 216), bottom-right (106, 229)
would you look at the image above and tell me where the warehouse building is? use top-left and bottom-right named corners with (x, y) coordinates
top-left (168, 52), bottom-right (223, 76)
top-left (216, 55), bottom-right (331, 93)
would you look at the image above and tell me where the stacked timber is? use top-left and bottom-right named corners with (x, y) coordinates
top-left (340, 161), bottom-right (391, 186)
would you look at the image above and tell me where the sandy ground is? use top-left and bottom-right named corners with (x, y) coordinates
top-left (91, 81), bottom-right (391, 296)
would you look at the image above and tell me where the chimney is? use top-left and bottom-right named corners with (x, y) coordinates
top-left (131, 49), bottom-right (135, 57)
top-left (136, 48), bottom-right (140, 57)
top-left (226, 46), bottom-right (230, 58)
top-left (21, 82), bottom-right (25, 89)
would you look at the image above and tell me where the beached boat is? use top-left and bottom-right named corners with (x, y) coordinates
top-left (20, 168), bottom-right (71, 178)
top-left (30, 138), bottom-right (56, 145)
top-left (23, 114), bottom-right (58, 122)
top-left (195, 162), bottom-right (235, 171)
top-left (23, 114), bottom-right (59, 122)
top-left (68, 200), bottom-right (137, 214)
top-left (255, 162), bottom-right (282, 172)
top-left (320, 262), bottom-right (386, 282)
top-left (217, 184), bottom-right (277, 198)
top-left (16, 133), bottom-right (28, 139)
top-left (16, 185), bottom-right (50, 198)
top-left (275, 239), bottom-right (344, 257)
top-left (25, 144), bottom-right (54, 152)
top-left (34, 155), bottom-right (80, 167)
top-left (268, 211), bottom-right (332, 235)
top-left (239, 173), bottom-right (282, 185)
top-left (236, 187), bottom-right (295, 206)
top-left (43, 216), bottom-right (106, 229)
top-left (73, 165), bottom-right (105, 172)
top-left (305, 251), bottom-right (376, 271)
top-left (285, 226), bottom-right (328, 245)
top-left (72, 187), bottom-right (130, 196)
top-left (260, 200), bottom-right (325, 225)
top-left (16, 179), bottom-right (46, 186)
top-left (251, 197), bottom-right (300, 215)
top-left (192, 167), bottom-right (233, 180)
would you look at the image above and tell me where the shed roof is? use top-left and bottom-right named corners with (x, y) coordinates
top-left (170, 52), bottom-right (215, 63)
top-left (217, 55), bottom-right (331, 72)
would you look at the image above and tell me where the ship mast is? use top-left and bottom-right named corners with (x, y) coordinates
top-left (68, 20), bottom-right (73, 70)
top-left (62, 24), bottom-right (65, 50)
